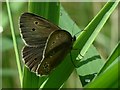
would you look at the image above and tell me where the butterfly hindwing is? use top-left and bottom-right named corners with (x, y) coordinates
top-left (22, 45), bottom-right (45, 72)
top-left (37, 30), bottom-right (73, 75)
top-left (44, 30), bottom-right (73, 56)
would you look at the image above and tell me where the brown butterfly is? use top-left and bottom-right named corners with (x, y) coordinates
top-left (19, 12), bottom-right (76, 76)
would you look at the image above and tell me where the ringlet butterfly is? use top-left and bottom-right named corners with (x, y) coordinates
top-left (19, 12), bottom-right (76, 76)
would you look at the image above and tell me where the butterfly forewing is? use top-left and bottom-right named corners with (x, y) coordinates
top-left (37, 30), bottom-right (73, 75)
top-left (20, 12), bottom-right (60, 46)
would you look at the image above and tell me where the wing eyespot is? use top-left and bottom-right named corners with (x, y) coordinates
top-left (52, 41), bottom-right (55, 44)
top-left (34, 21), bottom-right (39, 25)
top-left (32, 28), bottom-right (36, 31)
top-left (43, 62), bottom-right (49, 72)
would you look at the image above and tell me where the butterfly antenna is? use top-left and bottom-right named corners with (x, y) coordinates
top-left (74, 28), bottom-right (86, 37)
top-left (71, 21), bottom-right (85, 37)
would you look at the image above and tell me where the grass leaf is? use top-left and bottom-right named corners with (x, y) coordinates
top-left (6, 0), bottom-right (22, 86)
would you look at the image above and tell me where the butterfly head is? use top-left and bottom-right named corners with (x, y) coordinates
top-left (72, 35), bottom-right (76, 42)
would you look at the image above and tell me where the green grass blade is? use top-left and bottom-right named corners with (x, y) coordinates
top-left (28, 2), bottom-right (49, 18)
top-left (84, 59), bottom-right (119, 88)
top-left (6, 0), bottom-right (22, 87)
top-left (98, 41), bottom-right (120, 75)
top-left (74, 1), bottom-right (119, 87)
top-left (74, 1), bottom-right (119, 58)
top-left (47, 2), bottom-right (60, 24)
top-left (76, 45), bottom-right (105, 86)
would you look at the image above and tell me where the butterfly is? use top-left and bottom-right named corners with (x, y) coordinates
top-left (19, 12), bottom-right (76, 76)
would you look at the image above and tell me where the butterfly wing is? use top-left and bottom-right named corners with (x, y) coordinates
top-left (37, 30), bottom-right (74, 75)
top-left (22, 46), bottom-right (44, 72)
top-left (20, 12), bottom-right (60, 72)
top-left (20, 12), bottom-right (60, 46)
top-left (44, 30), bottom-right (73, 55)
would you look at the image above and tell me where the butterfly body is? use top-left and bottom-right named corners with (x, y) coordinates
top-left (20, 12), bottom-right (75, 76)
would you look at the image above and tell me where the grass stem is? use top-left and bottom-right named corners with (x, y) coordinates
top-left (6, 0), bottom-right (22, 87)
